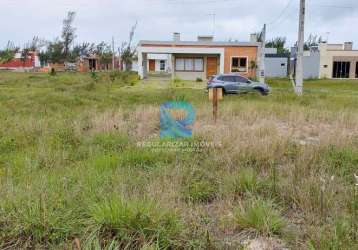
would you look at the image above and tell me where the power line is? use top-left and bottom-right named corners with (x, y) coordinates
top-left (268, 0), bottom-right (295, 26)
top-left (312, 4), bottom-right (354, 9)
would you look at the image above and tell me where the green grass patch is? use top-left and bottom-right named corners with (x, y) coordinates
top-left (234, 197), bottom-right (287, 236)
top-left (90, 198), bottom-right (183, 248)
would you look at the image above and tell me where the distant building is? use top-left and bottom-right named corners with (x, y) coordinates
top-left (290, 41), bottom-right (358, 80)
top-left (264, 48), bottom-right (290, 78)
top-left (319, 42), bottom-right (358, 79)
top-left (290, 47), bottom-right (320, 79)
top-left (137, 33), bottom-right (260, 80)
top-left (0, 51), bottom-right (40, 72)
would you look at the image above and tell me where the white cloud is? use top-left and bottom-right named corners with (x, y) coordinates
top-left (0, 0), bottom-right (357, 48)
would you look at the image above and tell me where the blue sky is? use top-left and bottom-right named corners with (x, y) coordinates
top-left (0, 0), bottom-right (357, 49)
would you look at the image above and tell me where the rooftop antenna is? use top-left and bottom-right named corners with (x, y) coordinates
top-left (209, 13), bottom-right (216, 36)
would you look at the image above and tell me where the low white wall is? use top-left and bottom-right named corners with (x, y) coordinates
top-left (174, 71), bottom-right (206, 81)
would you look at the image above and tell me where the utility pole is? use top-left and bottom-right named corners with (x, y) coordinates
top-left (112, 36), bottom-right (115, 70)
top-left (295, 0), bottom-right (306, 95)
top-left (118, 48), bottom-right (122, 71)
top-left (259, 24), bottom-right (266, 83)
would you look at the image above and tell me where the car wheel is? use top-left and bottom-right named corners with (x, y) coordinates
top-left (254, 88), bottom-right (267, 96)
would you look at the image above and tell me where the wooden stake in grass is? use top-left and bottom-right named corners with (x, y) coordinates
top-left (209, 88), bottom-right (222, 124)
top-left (213, 88), bottom-right (218, 123)
top-left (74, 238), bottom-right (81, 250)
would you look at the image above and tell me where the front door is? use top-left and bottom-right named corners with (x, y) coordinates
top-left (89, 59), bottom-right (97, 71)
top-left (207, 57), bottom-right (218, 78)
top-left (356, 62), bottom-right (358, 78)
top-left (333, 61), bottom-right (350, 78)
top-left (149, 59), bottom-right (155, 72)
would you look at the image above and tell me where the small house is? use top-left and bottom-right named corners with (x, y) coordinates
top-left (319, 42), bottom-right (358, 79)
top-left (137, 33), bottom-right (261, 80)
top-left (0, 51), bottom-right (40, 71)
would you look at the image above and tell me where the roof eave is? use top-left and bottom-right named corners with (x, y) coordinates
top-left (138, 40), bottom-right (260, 47)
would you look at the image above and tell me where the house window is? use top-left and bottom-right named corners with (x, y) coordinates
top-left (160, 60), bottom-right (165, 71)
top-left (175, 58), bottom-right (204, 72)
top-left (194, 58), bottom-right (204, 71)
top-left (231, 57), bottom-right (247, 73)
top-left (175, 58), bottom-right (184, 71)
top-left (184, 58), bottom-right (194, 71)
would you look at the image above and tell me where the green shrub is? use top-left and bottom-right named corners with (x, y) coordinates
top-left (196, 77), bottom-right (203, 82)
top-left (90, 198), bottom-right (182, 248)
top-left (50, 68), bottom-right (56, 76)
top-left (224, 168), bottom-right (267, 196)
top-left (90, 71), bottom-right (98, 81)
top-left (234, 197), bottom-right (286, 236)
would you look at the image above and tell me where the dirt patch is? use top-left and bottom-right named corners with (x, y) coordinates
top-left (243, 237), bottom-right (288, 250)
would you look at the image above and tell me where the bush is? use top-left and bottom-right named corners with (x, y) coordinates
top-left (225, 168), bottom-right (266, 196)
top-left (90, 198), bottom-right (182, 248)
top-left (50, 68), bottom-right (56, 76)
top-left (196, 77), bottom-right (203, 82)
top-left (90, 71), bottom-right (98, 82)
top-left (234, 197), bottom-right (286, 236)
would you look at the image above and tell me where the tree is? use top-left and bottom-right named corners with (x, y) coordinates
top-left (266, 37), bottom-right (289, 54)
top-left (20, 36), bottom-right (47, 65)
top-left (61, 11), bottom-right (76, 60)
top-left (47, 39), bottom-right (65, 64)
top-left (96, 42), bottom-right (113, 70)
top-left (72, 42), bottom-right (96, 58)
top-left (304, 34), bottom-right (324, 50)
top-left (252, 32), bottom-right (264, 43)
top-left (38, 51), bottom-right (50, 66)
top-left (0, 41), bottom-right (18, 64)
top-left (120, 21), bottom-right (138, 71)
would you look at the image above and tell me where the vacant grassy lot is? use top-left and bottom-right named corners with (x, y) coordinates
top-left (0, 72), bottom-right (357, 249)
